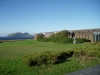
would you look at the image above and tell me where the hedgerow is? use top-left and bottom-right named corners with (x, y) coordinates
top-left (23, 51), bottom-right (74, 66)
top-left (76, 38), bottom-right (91, 43)
top-left (23, 47), bottom-right (100, 67)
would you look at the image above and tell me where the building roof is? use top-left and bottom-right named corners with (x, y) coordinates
top-left (39, 31), bottom-right (60, 34)
top-left (69, 28), bottom-right (100, 32)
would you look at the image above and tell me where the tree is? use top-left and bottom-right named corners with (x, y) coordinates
top-left (58, 30), bottom-right (70, 38)
top-left (37, 34), bottom-right (44, 41)
top-left (49, 30), bottom-right (71, 43)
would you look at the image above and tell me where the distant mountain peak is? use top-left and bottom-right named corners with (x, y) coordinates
top-left (23, 32), bottom-right (29, 34)
top-left (24, 32), bottom-right (28, 33)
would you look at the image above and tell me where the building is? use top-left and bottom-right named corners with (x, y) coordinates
top-left (34, 31), bottom-right (59, 40)
top-left (71, 28), bottom-right (100, 42)
top-left (34, 28), bottom-right (100, 42)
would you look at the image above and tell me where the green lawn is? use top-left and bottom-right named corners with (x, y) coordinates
top-left (0, 40), bottom-right (100, 75)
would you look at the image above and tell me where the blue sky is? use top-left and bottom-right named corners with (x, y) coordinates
top-left (0, 0), bottom-right (100, 36)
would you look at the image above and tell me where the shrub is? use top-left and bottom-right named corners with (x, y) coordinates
top-left (23, 51), bottom-right (74, 66)
top-left (76, 38), bottom-right (91, 43)
top-left (73, 50), bottom-right (87, 57)
top-left (49, 38), bottom-right (56, 42)
top-left (84, 42), bottom-right (100, 46)
top-left (87, 50), bottom-right (100, 57)
top-left (23, 47), bottom-right (100, 67)
top-left (41, 38), bottom-right (50, 42)
top-left (47, 30), bottom-right (73, 43)
top-left (37, 34), bottom-right (44, 41)
top-left (73, 47), bottom-right (100, 59)
top-left (23, 52), bottom-right (56, 66)
top-left (37, 30), bottom-right (70, 43)
top-left (23, 55), bottom-right (35, 66)
top-left (0, 41), bottom-right (3, 43)
top-left (49, 37), bottom-right (73, 43)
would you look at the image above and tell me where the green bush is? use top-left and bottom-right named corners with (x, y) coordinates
top-left (37, 34), bottom-right (44, 41)
top-left (86, 50), bottom-right (100, 58)
top-left (49, 37), bottom-right (73, 43)
top-left (49, 38), bottom-right (56, 42)
top-left (23, 51), bottom-right (57, 66)
top-left (76, 38), bottom-right (91, 43)
top-left (23, 51), bottom-right (74, 66)
top-left (84, 42), bottom-right (100, 46)
top-left (73, 50), bottom-right (87, 57)
top-left (23, 47), bottom-right (100, 67)
top-left (73, 47), bottom-right (100, 59)
top-left (48, 30), bottom-right (72, 43)
top-left (37, 30), bottom-right (73, 43)
top-left (0, 41), bottom-right (3, 43)
top-left (41, 38), bottom-right (50, 42)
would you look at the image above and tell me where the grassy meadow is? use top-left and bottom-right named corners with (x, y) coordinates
top-left (0, 40), bottom-right (100, 75)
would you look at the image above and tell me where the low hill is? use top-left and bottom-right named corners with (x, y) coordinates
top-left (7, 32), bottom-right (33, 37)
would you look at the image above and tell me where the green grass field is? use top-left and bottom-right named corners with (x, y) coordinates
top-left (0, 40), bottom-right (100, 75)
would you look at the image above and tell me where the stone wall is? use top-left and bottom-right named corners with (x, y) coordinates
top-left (72, 30), bottom-right (94, 42)
top-left (34, 34), bottom-right (38, 40)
